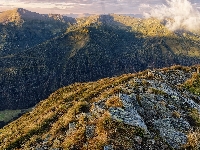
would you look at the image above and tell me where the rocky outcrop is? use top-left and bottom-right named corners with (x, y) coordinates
top-left (109, 94), bottom-right (148, 133)
top-left (90, 68), bottom-right (200, 149)
top-left (0, 66), bottom-right (200, 149)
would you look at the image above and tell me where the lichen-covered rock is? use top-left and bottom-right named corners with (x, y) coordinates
top-left (154, 118), bottom-right (188, 149)
top-left (160, 128), bottom-right (187, 149)
top-left (86, 125), bottom-right (95, 139)
top-left (109, 107), bottom-right (148, 132)
top-left (109, 94), bottom-right (148, 132)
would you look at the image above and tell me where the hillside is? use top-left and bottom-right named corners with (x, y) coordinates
top-left (1, 14), bottom-right (200, 111)
top-left (0, 65), bottom-right (200, 149)
top-left (0, 8), bottom-right (75, 55)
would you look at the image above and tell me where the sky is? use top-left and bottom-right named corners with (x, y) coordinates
top-left (0, 0), bottom-right (200, 15)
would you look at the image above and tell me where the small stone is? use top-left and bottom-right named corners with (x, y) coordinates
top-left (134, 136), bottom-right (142, 144)
top-left (69, 122), bottom-right (76, 131)
top-left (148, 139), bottom-right (155, 144)
top-left (161, 144), bottom-right (169, 149)
top-left (86, 125), bottom-right (95, 138)
top-left (104, 145), bottom-right (113, 150)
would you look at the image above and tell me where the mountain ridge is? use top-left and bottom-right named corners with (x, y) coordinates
top-left (0, 65), bottom-right (199, 149)
top-left (0, 8), bottom-right (76, 55)
top-left (0, 8), bottom-right (75, 25)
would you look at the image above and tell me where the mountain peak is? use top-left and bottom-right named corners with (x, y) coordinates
top-left (14, 8), bottom-right (47, 21)
top-left (15, 8), bottom-right (29, 14)
top-left (0, 8), bottom-right (48, 25)
top-left (0, 8), bottom-right (22, 24)
top-left (0, 8), bottom-right (76, 25)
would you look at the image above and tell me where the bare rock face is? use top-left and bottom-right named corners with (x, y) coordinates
top-left (109, 94), bottom-right (148, 133)
top-left (90, 68), bottom-right (200, 149)
top-left (154, 118), bottom-right (188, 149)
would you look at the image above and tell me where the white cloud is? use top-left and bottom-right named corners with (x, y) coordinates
top-left (140, 4), bottom-right (150, 8)
top-left (0, 0), bottom-right (200, 15)
top-left (143, 0), bottom-right (200, 31)
top-left (0, 1), bottom-right (76, 9)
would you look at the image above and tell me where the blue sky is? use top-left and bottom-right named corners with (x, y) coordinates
top-left (0, 0), bottom-right (200, 14)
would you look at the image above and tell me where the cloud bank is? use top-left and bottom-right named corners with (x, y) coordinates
top-left (143, 0), bottom-right (200, 31)
top-left (0, 0), bottom-right (165, 14)
top-left (1, 0), bottom-right (200, 16)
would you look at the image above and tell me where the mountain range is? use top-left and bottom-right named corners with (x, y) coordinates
top-left (0, 8), bottom-right (200, 149)
top-left (0, 8), bottom-right (200, 112)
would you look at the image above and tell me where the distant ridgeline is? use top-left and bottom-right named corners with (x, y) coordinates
top-left (0, 8), bottom-right (75, 55)
top-left (0, 10), bottom-right (200, 110)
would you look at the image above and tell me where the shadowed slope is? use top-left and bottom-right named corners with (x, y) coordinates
top-left (0, 14), bottom-right (200, 111)
top-left (0, 8), bottom-right (75, 55)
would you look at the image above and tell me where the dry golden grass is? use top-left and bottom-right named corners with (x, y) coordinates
top-left (62, 126), bottom-right (86, 149)
top-left (0, 9), bottom-right (22, 24)
top-left (184, 73), bottom-right (199, 86)
top-left (172, 111), bottom-right (181, 118)
top-left (183, 129), bottom-right (200, 149)
top-left (105, 96), bottom-right (123, 108)
top-left (89, 111), bottom-right (110, 149)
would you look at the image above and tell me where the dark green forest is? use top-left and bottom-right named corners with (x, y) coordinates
top-left (0, 13), bottom-right (200, 110)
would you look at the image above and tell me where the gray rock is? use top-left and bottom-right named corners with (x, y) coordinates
top-left (154, 118), bottom-right (187, 149)
top-left (171, 118), bottom-right (191, 131)
top-left (134, 136), bottom-right (143, 144)
top-left (136, 106), bottom-right (145, 116)
top-left (86, 125), bottom-right (95, 138)
top-left (104, 145), bottom-right (113, 150)
top-left (109, 107), bottom-right (148, 132)
top-left (159, 128), bottom-right (187, 149)
top-left (154, 118), bottom-right (172, 129)
top-left (108, 94), bottom-right (148, 132)
top-left (140, 98), bottom-right (155, 110)
top-left (69, 122), bottom-right (76, 131)
top-left (155, 101), bottom-right (166, 112)
top-left (120, 94), bottom-right (134, 108)
top-left (184, 98), bottom-right (200, 112)
top-left (168, 104), bottom-right (176, 110)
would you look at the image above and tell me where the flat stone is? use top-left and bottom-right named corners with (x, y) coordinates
top-left (159, 128), bottom-right (187, 149)
top-left (104, 145), bottom-right (113, 150)
top-left (154, 118), bottom-right (187, 149)
top-left (109, 107), bottom-right (148, 132)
